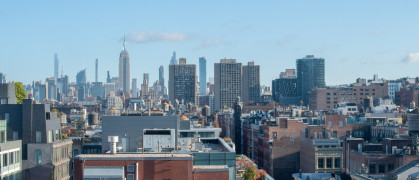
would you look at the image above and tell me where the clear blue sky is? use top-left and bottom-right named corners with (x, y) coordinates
top-left (1, 1), bottom-right (419, 86)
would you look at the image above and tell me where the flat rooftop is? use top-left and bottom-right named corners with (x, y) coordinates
top-left (193, 165), bottom-right (229, 172)
top-left (75, 153), bottom-right (192, 161)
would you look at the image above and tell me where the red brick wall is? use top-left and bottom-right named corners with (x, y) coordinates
top-left (326, 115), bottom-right (353, 138)
top-left (193, 171), bottom-right (229, 180)
top-left (74, 159), bottom-right (193, 180)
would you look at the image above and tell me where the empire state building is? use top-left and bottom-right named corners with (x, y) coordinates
top-left (119, 36), bottom-right (130, 92)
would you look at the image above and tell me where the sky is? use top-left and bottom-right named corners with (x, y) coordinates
top-left (1, 1), bottom-right (419, 87)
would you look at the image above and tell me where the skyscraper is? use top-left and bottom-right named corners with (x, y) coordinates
top-left (132, 78), bottom-right (138, 98)
top-left (0, 73), bottom-right (6, 83)
top-left (54, 53), bottom-right (59, 79)
top-left (76, 69), bottom-right (87, 88)
top-left (242, 61), bottom-right (260, 105)
top-left (141, 73), bottom-right (149, 98)
top-left (170, 51), bottom-right (177, 65)
top-left (107, 71), bottom-right (111, 83)
top-left (145, 73), bottom-right (149, 84)
top-left (169, 58), bottom-right (197, 104)
top-left (46, 77), bottom-right (57, 100)
top-left (272, 69), bottom-right (299, 105)
top-left (95, 58), bottom-right (98, 82)
top-left (296, 55), bottom-right (325, 105)
top-left (119, 36), bottom-right (130, 92)
top-left (199, 57), bottom-right (207, 95)
top-left (159, 65), bottom-right (165, 96)
top-left (214, 59), bottom-right (242, 110)
top-left (57, 75), bottom-right (69, 97)
top-left (76, 69), bottom-right (87, 100)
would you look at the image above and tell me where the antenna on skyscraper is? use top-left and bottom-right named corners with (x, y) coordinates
top-left (123, 34), bottom-right (126, 51)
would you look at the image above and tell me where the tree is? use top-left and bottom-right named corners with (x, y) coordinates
top-left (14, 82), bottom-right (27, 104)
top-left (242, 166), bottom-right (258, 180)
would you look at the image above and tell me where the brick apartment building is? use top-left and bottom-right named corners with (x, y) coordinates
top-left (243, 117), bottom-right (308, 180)
top-left (395, 88), bottom-right (419, 108)
top-left (310, 82), bottom-right (388, 111)
top-left (261, 118), bottom-right (308, 179)
top-left (73, 154), bottom-right (229, 180)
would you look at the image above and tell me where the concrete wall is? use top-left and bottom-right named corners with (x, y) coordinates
top-left (102, 116), bottom-right (179, 152)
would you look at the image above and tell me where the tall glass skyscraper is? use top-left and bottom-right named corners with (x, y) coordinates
top-left (95, 58), bottom-right (98, 82)
top-left (170, 51), bottom-right (177, 65)
top-left (199, 57), bottom-right (207, 95)
top-left (54, 53), bottom-right (59, 79)
top-left (159, 65), bottom-right (165, 96)
top-left (296, 55), bottom-right (325, 105)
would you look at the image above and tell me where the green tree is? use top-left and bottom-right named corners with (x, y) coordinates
top-left (14, 82), bottom-right (27, 104)
top-left (243, 166), bottom-right (258, 180)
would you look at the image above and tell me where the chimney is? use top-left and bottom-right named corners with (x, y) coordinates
top-left (108, 136), bottom-right (119, 154)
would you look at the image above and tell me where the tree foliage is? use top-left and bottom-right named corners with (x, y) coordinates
top-left (243, 166), bottom-right (258, 180)
top-left (14, 82), bottom-right (26, 104)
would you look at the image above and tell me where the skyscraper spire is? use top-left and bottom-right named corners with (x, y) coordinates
top-left (123, 35), bottom-right (126, 51)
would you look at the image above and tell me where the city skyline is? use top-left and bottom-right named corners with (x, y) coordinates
top-left (2, 1), bottom-right (419, 86)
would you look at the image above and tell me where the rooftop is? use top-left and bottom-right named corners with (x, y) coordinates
top-left (75, 153), bottom-right (192, 161)
top-left (193, 165), bottom-right (229, 172)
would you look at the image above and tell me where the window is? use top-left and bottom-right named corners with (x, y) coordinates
top-left (334, 158), bottom-right (341, 168)
top-left (360, 93), bottom-right (364, 95)
top-left (35, 149), bottom-right (42, 164)
top-left (388, 164), bottom-right (394, 171)
top-left (327, 93), bottom-right (330, 95)
top-left (329, 120), bottom-right (333, 128)
top-left (326, 158), bottom-right (333, 168)
top-left (127, 174), bottom-right (135, 180)
top-left (48, 131), bottom-right (53, 143)
top-left (333, 131), bottom-right (337, 138)
top-left (46, 112), bottom-right (50, 120)
top-left (5, 113), bottom-right (10, 123)
top-left (15, 151), bottom-right (20, 163)
top-left (36, 131), bottom-right (42, 143)
top-left (346, 131), bottom-right (351, 137)
top-left (3, 153), bottom-right (8, 167)
top-left (379, 164), bottom-right (385, 173)
top-left (318, 158), bottom-right (324, 168)
top-left (55, 130), bottom-right (60, 140)
top-left (9, 152), bottom-right (14, 165)
top-left (305, 128), bottom-right (308, 138)
top-left (73, 149), bottom-right (79, 157)
top-left (339, 120), bottom-right (344, 128)
top-left (369, 164), bottom-right (376, 173)
top-left (273, 132), bottom-right (277, 138)
top-left (127, 165), bottom-right (135, 172)
top-left (13, 131), bottom-right (18, 140)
